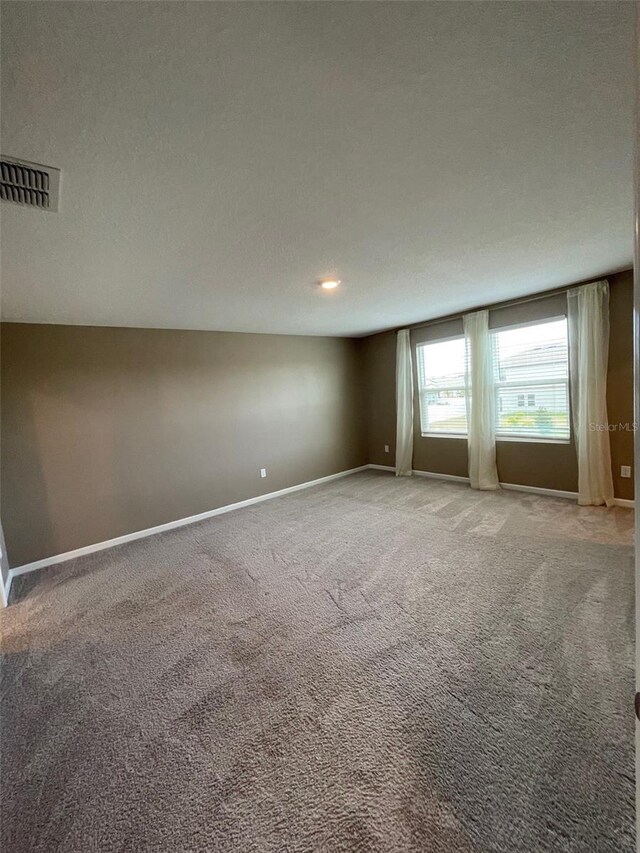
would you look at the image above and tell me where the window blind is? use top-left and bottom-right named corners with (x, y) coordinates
top-left (491, 317), bottom-right (570, 440)
top-left (416, 337), bottom-right (467, 435)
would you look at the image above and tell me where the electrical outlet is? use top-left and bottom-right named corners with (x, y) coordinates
top-left (620, 465), bottom-right (631, 478)
top-left (260, 468), bottom-right (267, 478)
top-left (384, 444), bottom-right (390, 453)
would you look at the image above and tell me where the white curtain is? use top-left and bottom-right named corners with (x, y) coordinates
top-left (567, 280), bottom-right (614, 507)
top-left (395, 329), bottom-right (414, 476)
top-left (463, 310), bottom-right (500, 490)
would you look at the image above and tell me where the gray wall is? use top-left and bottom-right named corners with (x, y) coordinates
top-left (362, 269), bottom-right (635, 500)
top-left (1, 325), bottom-right (367, 569)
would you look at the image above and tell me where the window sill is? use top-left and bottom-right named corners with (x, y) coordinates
top-left (496, 436), bottom-right (571, 445)
top-left (421, 433), bottom-right (467, 440)
top-left (421, 433), bottom-right (571, 445)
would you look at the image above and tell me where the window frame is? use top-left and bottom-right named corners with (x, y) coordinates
top-left (491, 315), bottom-right (571, 444)
top-left (416, 335), bottom-right (468, 438)
top-left (415, 315), bottom-right (572, 444)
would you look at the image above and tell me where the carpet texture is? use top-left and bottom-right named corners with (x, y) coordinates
top-left (1, 471), bottom-right (634, 852)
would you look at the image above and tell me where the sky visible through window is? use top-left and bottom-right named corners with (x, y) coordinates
top-left (424, 319), bottom-right (566, 382)
top-left (493, 318), bottom-right (567, 361)
top-left (423, 337), bottom-right (465, 382)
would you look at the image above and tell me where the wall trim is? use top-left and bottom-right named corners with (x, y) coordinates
top-left (498, 481), bottom-right (577, 500)
top-left (411, 468), bottom-right (578, 496)
top-left (3, 462), bottom-right (633, 605)
top-left (2, 464), bottom-right (369, 605)
top-left (369, 465), bottom-right (634, 506)
top-left (0, 524), bottom-right (8, 608)
top-left (613, 498), bottom-right (635, 508)
top-left (412, 469), bottom-right (470, 484)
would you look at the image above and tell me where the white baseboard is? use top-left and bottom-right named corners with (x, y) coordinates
top-left (412, 469), bottom-right (470, 484)
top-left (368, 465), bottom-right (635, 507)
top-left (499, 481), bottom-right (577, 500)
top-left (614, 498), bottom-right (635, 508)
top-left (3, 465), bottom-right (369, 605)
top-left (4, 462), bottom-right (633, 605)
top-left (412, 468), bottom-right (577, 497)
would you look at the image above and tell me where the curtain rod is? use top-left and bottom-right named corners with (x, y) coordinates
top-left (402, 273), bottom-right (615, 335)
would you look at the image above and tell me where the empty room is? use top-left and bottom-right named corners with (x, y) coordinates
top-left (0, 2), bottom-right (637, 852)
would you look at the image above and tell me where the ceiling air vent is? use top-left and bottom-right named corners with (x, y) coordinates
top-left (0, 157), bottom-right (60, 212)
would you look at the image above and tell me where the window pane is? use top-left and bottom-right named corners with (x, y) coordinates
top-left (416, 338), bottom-right (467, 434)
top-left (492, 318), bottom-right (570, 440)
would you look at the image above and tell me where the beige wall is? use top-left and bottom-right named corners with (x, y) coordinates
top-left (1, 325), bottom-right (367, 568)
top-left (607, 270), bottom-right (635, 501)
top-left (1, 271), bottom-right (633, 572)
top-left (363, 269), bottom-right (635, 500)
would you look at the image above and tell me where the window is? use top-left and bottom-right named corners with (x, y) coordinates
top-left (416, 337), bottom-right (467, 435)
top-left (416, 317), bottom-right (570, 442)
top-left (517, 393), bottom-right (537, 408)
top-left (492, 317), bottom-right (570, 441)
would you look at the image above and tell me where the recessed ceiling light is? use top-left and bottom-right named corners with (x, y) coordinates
top-left (320, 279), bottom-right (341, 290)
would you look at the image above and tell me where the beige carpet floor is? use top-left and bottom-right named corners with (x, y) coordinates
top-left (1, 470), bottom-right (634, 852)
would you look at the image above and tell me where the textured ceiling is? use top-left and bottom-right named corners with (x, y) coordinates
top-left (0, 1), bottom-right (635, 337)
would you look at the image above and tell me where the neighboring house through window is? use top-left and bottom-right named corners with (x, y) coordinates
top-left (416, 316), bottom-right (570, 441)
top-left (415, 337), bottom-right (467, 436)
top-left (492, 317), bottom-right (570, 440)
